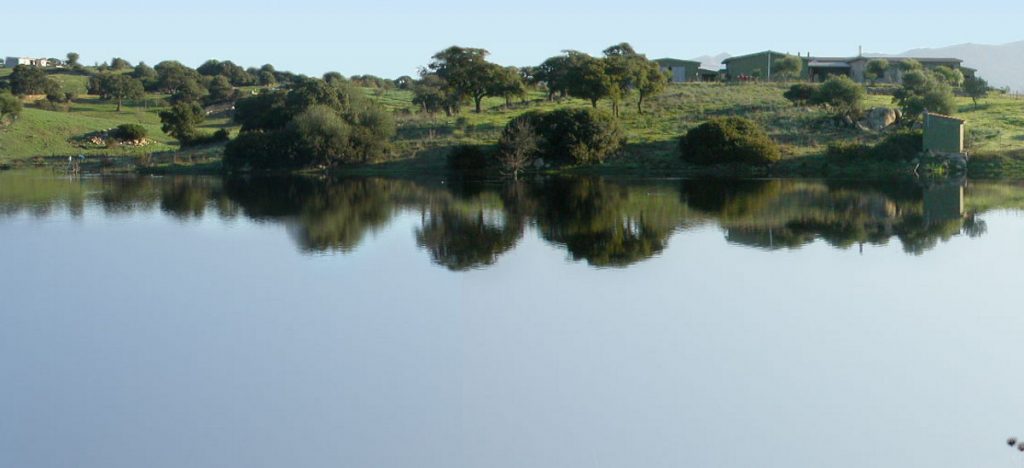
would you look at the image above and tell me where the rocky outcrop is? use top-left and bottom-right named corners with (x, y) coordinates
top-left (862, 107), bottom-right (900, 131)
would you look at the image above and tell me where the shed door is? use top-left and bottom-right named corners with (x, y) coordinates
top-left (673, 66), bottom-right (687, 82)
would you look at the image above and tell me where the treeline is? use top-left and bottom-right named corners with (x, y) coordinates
top-left (409, 43), bottom-right (667, 117)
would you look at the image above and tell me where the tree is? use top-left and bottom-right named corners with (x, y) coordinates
top-left (412, 74), bottom-right (456, 116)
top-left (933, 66), bottom-right (964, 87)
top-left (635, 60), bottom-right (668, 114)
top-left (66, 52), bottom-right (80, 68)
top-left (159, 101), bottom-right (205, 143)
top-left (898, 59), bottom-right (923, 73)
top-left (225, 77), bottom-right (395, 170)
top-left (812, 75), bottom-right (866, 117)
top-left (892, 70), bottom-right (956, 117)
top-left (865, 59), bottom-right (890, 84)
top-left (9, 65), bottom-right (51, 95)
top-left (97, 74), bottom-right (144, 111)
top-left (490, 66), bottom-right (527, 107)
top-left (601, 44), bottom-right (640, 117)
top-left (323, 71), bottom-right (347, 85)
top-left (535, 55), bottom-right (572, 100)
top-left (426, 46), bottom-right (503, 113)
top-left (154, 61), bottom-right (202, 93)
top-left (0, 91), bottom-right (22, 123)
top-left (963, 75), bottom-right (989, 107)
top-left (168, 77), bottom-right (208, 104)
top-left (773, 55), bottom-right (803, 81)
top-left (258, 70), bottom-right (276, 87)
top-left (292, 105), bottom-right (355, 167)
top-left (205, 75), bottom-right (238, 104)
top-left (131, 62), bottom-right (158, 85)
top-left (497, 117), bottom-right (540, 178)
top-left (564, 51), bottom-right (612, 108)
top-left (110, 57), bottom-right (132, 70)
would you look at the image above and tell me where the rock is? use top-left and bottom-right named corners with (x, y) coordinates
top-left (865, 107), bottom-right (899, 131)
top-left (842, 115), bottom-right (854, 127)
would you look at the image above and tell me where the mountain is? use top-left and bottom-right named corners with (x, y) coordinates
top-left (691, 53), bottom-right (731, 71)
top-left (896, 41), bottom-right (1024, 91)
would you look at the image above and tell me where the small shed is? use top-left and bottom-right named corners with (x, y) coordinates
top-left (922, 112), bottom-right (966, 155)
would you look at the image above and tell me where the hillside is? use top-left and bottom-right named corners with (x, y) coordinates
top-left (897, 41), bottom-right (1024, 91)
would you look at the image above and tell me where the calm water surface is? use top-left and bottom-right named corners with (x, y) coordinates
top-left (2, 170), bottom-right (1024, 467)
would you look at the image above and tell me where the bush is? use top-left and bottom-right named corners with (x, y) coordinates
top-left (812, 75), bottom-right (865, 117)
top-left (447, 145), bottom-right (492, 173)
top-left (0, 91), bottom-right (22, 122)
top-left (223, 129), bottom-right (300, 170)
top-left (524, 108), bottom-right (625, 165)
top-left (679, 117), bottom-right (780, 165)
top-left (114, 123), bottom-right (148, 141)
top-left (827, 131), bottom-right (923, 162)
top-left (784, 83), bottom-right (819, 106)
top-left (225, 78), bottom-right (394, 170)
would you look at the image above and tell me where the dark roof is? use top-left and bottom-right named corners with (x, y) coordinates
top-left (808, 61), bottom-right (851, 68)
top-left (697, 68), bottom-right (719, 74)
top-left (654, 58), bottom-right (702, 67)
top-left (926, 112), bottom-right (966, 123)
top-left (721, 50), bottom-right (793, 63)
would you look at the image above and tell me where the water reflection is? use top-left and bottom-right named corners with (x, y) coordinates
top-left (2, 170), bottom-right (1019, 268)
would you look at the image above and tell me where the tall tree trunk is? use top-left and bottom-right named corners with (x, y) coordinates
top-left (475, 96), bottom-right (482, 113)
top-left (117, 97), bottom-right (122, 112)
top-left (637, 94), bottom-right (644, 114)
top-left (591, 99), bottom-right (598, 108)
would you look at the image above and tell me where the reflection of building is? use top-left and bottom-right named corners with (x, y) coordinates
top-left (923, 183), bottom-right (964, 225)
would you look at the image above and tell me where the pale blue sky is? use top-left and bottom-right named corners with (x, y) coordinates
top-left (4, 0), bottom-right (1023, 77)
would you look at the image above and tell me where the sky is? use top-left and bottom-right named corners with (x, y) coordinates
top-left (4, 0), bottom-right (1024, 78)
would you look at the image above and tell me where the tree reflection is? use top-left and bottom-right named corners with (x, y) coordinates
top-left (2, 170), bottom-right (1017, 267)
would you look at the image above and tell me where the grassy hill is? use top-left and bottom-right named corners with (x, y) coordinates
top-left (4, 76), bottom-right (1024, 176)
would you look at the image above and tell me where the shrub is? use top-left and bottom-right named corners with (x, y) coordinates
top-left (223, 129), bottom-right (300, 170)
top-left (892, 70), bottom-right (956, 117)
top-left (527, 108), bottom-right (625, 165)
top-left (812, 75), bottom-right (865, 118)
top-left (784, 83), bottom-right (819, 106)
top-left (114, 123), bottom-right (147, 141)
top-left (0, 91), bottom-right (22, 122)
top-left (679, 117), bottom-right (780, 165)
top-left (447, 145), bottom-right (491, 173)
top-left (225, 78), bottom-right (394, 170)
top-left (826, 131), bottom-right (923, 163)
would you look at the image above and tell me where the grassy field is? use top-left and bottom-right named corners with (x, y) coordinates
top-left (4, 73), bottom-right (1024, 177)
top-left (363, 82), bottom-right (1024, 176)
top-left (0, 69), bottom-right (235, 164)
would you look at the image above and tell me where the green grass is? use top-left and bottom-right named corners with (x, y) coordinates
top-left (5, 78), bottom-right (1024, 178)
top-left (0, 94), bottom-right (235, 163)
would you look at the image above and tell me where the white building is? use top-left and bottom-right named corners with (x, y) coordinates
top-left (4, 57), bottom-right (50, 68)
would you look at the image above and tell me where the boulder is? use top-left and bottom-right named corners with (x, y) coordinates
top-left (864, 107), bottom-right (899, 131)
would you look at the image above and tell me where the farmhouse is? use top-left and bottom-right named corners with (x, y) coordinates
top-left (4, 57), bottom-right (50, 68)
top-left (655, 58), bottom-right (703, 83)
top-left (722, 50), bottom-right (972, 83)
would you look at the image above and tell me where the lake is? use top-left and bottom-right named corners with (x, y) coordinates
top-left (2, 170), bottom-right (1024, 468)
